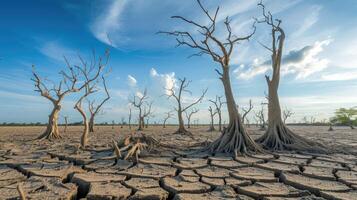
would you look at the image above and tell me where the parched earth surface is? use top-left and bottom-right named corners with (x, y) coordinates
top-left (0, 125), bottom-right (357, 200)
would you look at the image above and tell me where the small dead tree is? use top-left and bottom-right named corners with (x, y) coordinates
top-left (63, 116), bottom-right (68, 133)
top-left (32, 50), bottom-right (108, 140)
top-left (209, 96), bottom-right (225, 131)
top-left (112, 120), bottom-right (115, 129)
top-left (241, 99), bottom-right (253, 126)
top-left (166, 78), bottom-right (207, 135)
top-left (208, 106), bottom-right (218, 131)
top-left (255, 1), bottom-right (325, 152)
top-left (161, 0), bottom-right (261, 153)
top-left (129, 89), bottom-right (153, 131)
top-left (255, 107), bottom-right (266, 131)
top-left (121, 117), bottom-right (125, 128)
top-left (163, 111), bottom-right (174, 128)
top-left (87, 82), bottom-right (110, 132)
top-left (128, 108), bottom-right (132, 129)
top-left (283, 108), bottom-right (293, 124)
top-left (184, 108), bottom-right (199, 128)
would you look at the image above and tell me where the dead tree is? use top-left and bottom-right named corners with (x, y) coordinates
top-left (129, 89), bottom-right (153, 131)
top-left (209, 96), bottom-right (225, 131)
top-left (112, 120), bottom-right (115, 129)
top-left (75, 76), bottom-right (104, 148)
top-left (128, 108), bottom-right (132, 129)
top-left (255, 1), bottom-right (325, 152)
top-left (255, 107), bottom-right (266, 131)
top-left (163, 111), bottom-right (174, 128)
top-left (161, 0), bottom-right (261, 153)
top-left (208, 106), bottom-right (218, 131)
top-left (121, 117), bottom-right (125, 128)
top-left (283, 108), bottom-right (293, 124)
top-left (87, 81), bottom-right (110, 132)
top-left (241, 99), bottom-right (253, 126)
top-left (184, 108), bottom-right (199, 128)
top-left (166, 78), bottom-right (207, 135)
top-left (32, 50), bottom-right (108, 140)
top-left (63, 116), bottom-right (68, 133)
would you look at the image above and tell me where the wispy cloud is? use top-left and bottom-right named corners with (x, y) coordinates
top-left (39, 41), bottom-right (77, 61)
top-left (292, 5), bottom-right (321, 38)
top-left (127, 75), bottom-right (137, 87)
top-left (90, 0), bottom-right (127, 47)
top-left (235, 38), bottom-right (332, 80)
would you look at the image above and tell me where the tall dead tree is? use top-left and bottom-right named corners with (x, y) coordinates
top-left (283, 108), bottom-right (293, 124)
top-left (255, 1), bottom-right (325, 152)
top-left (161, 0), bottom-right (261, 153)
top-left (32, 50), bottom-right (108, 140)
top-left (129, 89), bottom-right (153, 131)
top-left (209, 96), bottom-right (225, 131)
top-left (184, 108), bottom-right (199, 128)
top-left (241, 99), bottom-right (253, 126)
top-left (163, 111), bottom-right (174, 128)
top-left (166, 78), bottom-right (207, 135)
top-left (208, 106), bottom-right (218, 131)
top-left (87, 81), bottom-right (110, 132)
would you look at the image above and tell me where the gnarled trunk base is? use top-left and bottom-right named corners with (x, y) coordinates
top-left (256, 121), bottom-right (327, 153)
top-left (206, 117), bottom-right (262, 154)
top-left (174, 127), bottom-right (193, 137)
top-left (37, 125), bottom-right (61, 140)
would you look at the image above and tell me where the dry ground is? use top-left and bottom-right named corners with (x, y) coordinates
top-left (0, 125), bottom-right (357, 199)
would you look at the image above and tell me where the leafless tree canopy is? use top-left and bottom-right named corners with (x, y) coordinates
top-left (32, 49), bottom-right (109, 140)
top-left (87, 77), bottom-right (111, 132)
top-left (184, 108), bottom-right (199, 129)
top-left (209, 96), bottom-right (225, 131)
top-left (161, 0), bottom-right (262, 153)
top-left (129, 89), bottom-right (153, 131)
top-left (241, 99), bottom-right (254, 125)
top-left (166, 77), bottom-right (207, 135)
top-left (255, 1), bottom-right (326, 153)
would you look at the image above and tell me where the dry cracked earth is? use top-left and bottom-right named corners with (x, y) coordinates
top-left (0, 125), bottom-right (357, 200)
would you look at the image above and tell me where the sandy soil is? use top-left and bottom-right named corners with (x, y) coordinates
top-left (0, 125), bottom-right (357, 199)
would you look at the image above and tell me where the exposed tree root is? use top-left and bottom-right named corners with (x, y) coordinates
top-left (205, 118), bottom-right (263, 154)
top-left (173, 129), bottom-right (194, 137)
top-left (17, 183), bottom-right (26, 200)
top-left (256, 121), bottom-right (328, 153)
top-left (112, 133), bottom-right (160, 161)
top-left (37, 129), bottom-right (62, 140)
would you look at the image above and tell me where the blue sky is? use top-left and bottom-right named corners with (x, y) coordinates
top-left (0, 0), bottom-right (357, 124)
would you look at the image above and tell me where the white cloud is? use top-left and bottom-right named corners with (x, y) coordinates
top-left (150, 68), bottom-right (176, 95)
top-left (90, 0), bottom-right (127, 47)
top-left (235, 39), bottom-right (332, 80)
top-left (39, 41), bottom-right (77, 61)
top-left (127, 75), bottom-right (137, 87)
top-left (320, 71), bottom-right (357, 81)
top-left (233, 58), bottom-right (269, 80)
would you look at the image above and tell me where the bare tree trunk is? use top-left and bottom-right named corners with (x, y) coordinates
top-left (163, 119), bottom-right (168, 128)
top-left (64, 116), bottom-right (68, 133)
top-left (37, 104), bottom-right (61, 140)
top-left (207, 69), bottom-right (261, 153)
top-left (177, 109), bottom-right (188, 134)
top-left (89, 116), bottom-right (94, 132)
top-left (128, 108), bottom-right (132, 129)
top-left (76, 105), bottom-right (89, 148)
top-left (138, 116), bottom-right (144, 131)
top-left (255, 2), bottom-right (326, 153)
